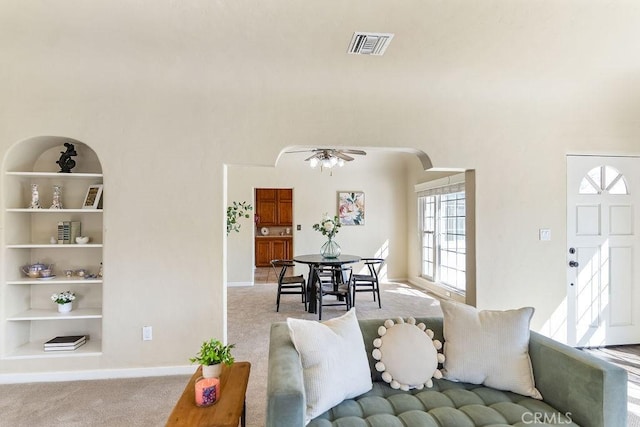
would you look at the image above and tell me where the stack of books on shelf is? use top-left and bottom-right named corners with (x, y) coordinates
top-left (57, 221), bottom-right (81, 244)
top-left (43, 335), bottom-right (88, 352)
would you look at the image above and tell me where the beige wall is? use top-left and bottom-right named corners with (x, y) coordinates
top-left (2, 1), bottom-right (640, 376)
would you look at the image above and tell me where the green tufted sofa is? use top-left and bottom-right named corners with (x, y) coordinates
top-left (267, 317), bottom-right (628, 427)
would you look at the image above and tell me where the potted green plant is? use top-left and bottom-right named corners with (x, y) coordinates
top-left (190, 338), bottom-right (235, 378)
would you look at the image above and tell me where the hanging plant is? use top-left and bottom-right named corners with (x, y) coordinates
top-left (227, 201), bottom-right (253, 235)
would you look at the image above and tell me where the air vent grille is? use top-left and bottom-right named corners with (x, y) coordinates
top-left (348, 32), bottom-right (394, 56)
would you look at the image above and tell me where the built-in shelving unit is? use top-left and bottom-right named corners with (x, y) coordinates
top-left (1, 138), bottom-right (104, 360)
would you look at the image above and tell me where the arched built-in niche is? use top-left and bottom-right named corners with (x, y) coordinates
top-left (1, 136), bottom-right (104, 359)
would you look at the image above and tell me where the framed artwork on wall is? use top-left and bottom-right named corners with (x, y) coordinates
top-left (337, 191), bottom-right (365, 225)
top-left (82, 184), bottom-right (103, 209)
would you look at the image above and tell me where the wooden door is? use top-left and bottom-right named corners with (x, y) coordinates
top-left (277, 189), bottom-right (293, 225)
top-left (272, 239), bottom-right (288, 261)
top-left (256, 189), bottom-right (277, 225)
top-left (255, 240), bottom-right (273, 267)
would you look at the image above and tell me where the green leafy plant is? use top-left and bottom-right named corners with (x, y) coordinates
top-left (227, 201), bottom-right (253, 235)
top-left (189, 339), bottom-right (235, 366)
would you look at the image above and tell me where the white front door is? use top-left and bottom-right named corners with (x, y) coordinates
top-left (567, 155), bottom-right (640, 347)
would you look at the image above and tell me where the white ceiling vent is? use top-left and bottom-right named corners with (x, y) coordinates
top-left (348, 32), bottom-right (394, 56)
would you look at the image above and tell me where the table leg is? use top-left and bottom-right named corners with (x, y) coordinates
top-left (306, 265), bottom-right (318, 313)
top-left (242, 399), bottom-right (246, 427)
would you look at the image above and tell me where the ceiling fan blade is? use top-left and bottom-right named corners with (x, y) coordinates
top-left (340, 149), bottom-right (367, 156)
top-left (304, 154), bottom-right (319, 161)
top-left (333, 152), bottom-right (354, 161)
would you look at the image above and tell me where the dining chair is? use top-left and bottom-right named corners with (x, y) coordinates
top-left (315, 265), bottom-right (352, 320)
top-left (271, 259), bottom-right (307, 312)
top-left (351, 258), bottom-right (385, 308)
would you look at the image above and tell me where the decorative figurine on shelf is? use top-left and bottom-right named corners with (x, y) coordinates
top-left (50, 185), bottom-right (63, 209)
top-left (98, 262), bottom-right (103, 278)
top-left (56, 142), bottom-right (77, 173)
top-left (29, 184), bottom-right (42, 209)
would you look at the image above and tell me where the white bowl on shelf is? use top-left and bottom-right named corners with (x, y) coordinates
top-left (75, 236), bottom-right (90, 244)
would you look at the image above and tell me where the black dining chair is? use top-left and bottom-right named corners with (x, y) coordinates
top-left (315, 265), bottom-right (352, 320)
top-left (351, 258), bottom-right (385, 308)
top-left (271, 259), bottom-right (306, 312)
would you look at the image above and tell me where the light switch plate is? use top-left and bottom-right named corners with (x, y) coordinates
top-left (539, 229), bottom-right (551, 241)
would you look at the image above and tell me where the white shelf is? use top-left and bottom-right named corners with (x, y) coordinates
top-left (7, 278), bottom-right (103, 285)
top-left (7, 243), bottom-right (103, 249)
top-left (6, 208), bottom-right (103, 213)
top-left (7, 308), bottom-right (102, 321)
top-left (3, 339), bottom-right (102, 360)
top-left (5, 171), bottom-right (103, 179)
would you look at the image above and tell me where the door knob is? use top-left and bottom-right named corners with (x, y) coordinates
top-left (569, 260), bottom-right (579, 268)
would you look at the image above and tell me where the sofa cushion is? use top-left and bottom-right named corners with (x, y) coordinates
top-left (441, 300), bottom-right (542, 399)
top-left (372, 317), bottom-right (445, 390)
top-left (287, 308), bottom-right (373, 424)
top-left (308, 380), bottom-right (577, 427)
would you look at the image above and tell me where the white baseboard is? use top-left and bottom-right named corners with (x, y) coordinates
top-left (0, 364), bottom-right (195, 384)
top-left (226, 281), bottom-right (254, 287)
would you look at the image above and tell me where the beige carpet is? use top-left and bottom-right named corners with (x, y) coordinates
top-left (0, 280), bottom-right (441, 427)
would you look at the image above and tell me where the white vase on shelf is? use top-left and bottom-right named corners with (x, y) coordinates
top-left (57, 302), bottom-right (72, 313)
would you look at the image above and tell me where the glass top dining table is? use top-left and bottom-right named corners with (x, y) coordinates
top-left (293, 254), bottom-right (362, 314)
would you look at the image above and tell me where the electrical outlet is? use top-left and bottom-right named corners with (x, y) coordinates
top-left (297, 224), bottom-right (301, 231)
top-left (142, 326), bottom-right (152, 341)
top-left (539, 228), bottom-right (551, 241)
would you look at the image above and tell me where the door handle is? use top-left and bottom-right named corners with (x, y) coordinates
top-left (569, 260), bottom-right (579, 268)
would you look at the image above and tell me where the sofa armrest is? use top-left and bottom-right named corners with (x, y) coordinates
top-left (529, 331), bottom-right (627, 427)
top-left (267, 322), bottom-right (305, 427)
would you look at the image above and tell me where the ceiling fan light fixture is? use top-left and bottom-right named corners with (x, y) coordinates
top-left (309, 157), bottom-right (319, 168)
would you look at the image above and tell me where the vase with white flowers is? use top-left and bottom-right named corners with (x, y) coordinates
top-left (312, 213), bottom-right (342, 258)
top-left (51, 290), bottom-right (76, 313)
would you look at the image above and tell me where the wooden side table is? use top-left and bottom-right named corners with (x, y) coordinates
top-left (166, 361), bottom-right (251, 427)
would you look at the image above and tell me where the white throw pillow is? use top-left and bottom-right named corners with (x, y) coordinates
top-left (371, 317), bottom-right (445, 391)
top-left (287, 308), bottom-right (373, 424)
top-left (441, 300), bottom-right (542, 399)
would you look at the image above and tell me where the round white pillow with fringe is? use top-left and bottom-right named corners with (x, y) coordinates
top-left (372, 317), bottom-right (445, 391)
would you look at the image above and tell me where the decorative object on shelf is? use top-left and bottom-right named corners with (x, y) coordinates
top-left (194, 376), bottom-right (220, 407)
top-left (313, 213), bottom-right (342, 258)
top-left (75, 236), bottom-right (90, 244)
top-left (64, 269), bottom-right (73, 278)
top-left (82, 184), bottom-right (103, 209)
top-left (51, 290), bottom-right (76, 312)
top-left (28, 184), bottom-right (42, 209)
top-left (50, 236), bottom-right (57, 244)
top-left (337, 191), bottom-right (365, 225)
top-left (260, 227), bottom-right (269, 236)
top-left (57, 221), bottom-right (81, 244)
top-left (50, 185), bottom-right (63, 209)
top-left (227, 201), bottom-right (253, 235)
top-left (21, 262), bottom-right (53, 279)
top-left (190, 338), bottom-right (235, 379)
top-left (56, 142), bottom-right (77, 173)
top-left (75, 269), bottom-right (87, 278)
top-left (98, 262), bottom-right (103, 278)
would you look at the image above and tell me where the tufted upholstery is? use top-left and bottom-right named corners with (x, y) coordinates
top-left (309, 381), bottom-right (577, 426)
top-left (267, 317), bottom-right (628, 427)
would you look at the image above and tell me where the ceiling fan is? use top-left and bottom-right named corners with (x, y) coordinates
top-left (286, 148), bottom-right (367, 171)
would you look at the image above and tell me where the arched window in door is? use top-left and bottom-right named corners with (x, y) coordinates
top-left (578, 165), bottom-right (629, 195)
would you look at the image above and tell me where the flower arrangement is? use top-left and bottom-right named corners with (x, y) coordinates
top-left (51, 290), bottom-right (76, 305)
top-left (312, 213), bottom-right (342, 239)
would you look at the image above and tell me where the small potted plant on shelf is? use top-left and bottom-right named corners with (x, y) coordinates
top-left (51, 290), bottom-right (76, 313)
top-left (190, 338), bottom-right (235, 378)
